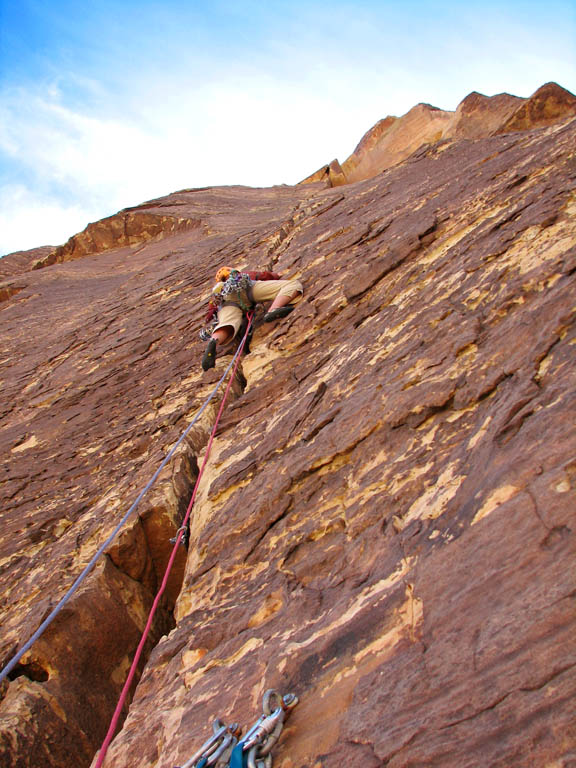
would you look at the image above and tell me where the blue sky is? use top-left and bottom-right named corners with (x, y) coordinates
top-left (1, 0), bottom-right (574, 255)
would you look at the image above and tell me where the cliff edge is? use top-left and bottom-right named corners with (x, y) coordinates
top-left (302, 82), bottom-right (576, 185)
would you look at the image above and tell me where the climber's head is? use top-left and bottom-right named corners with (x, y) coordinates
top-left (215, 267), bottom-right (232, 283)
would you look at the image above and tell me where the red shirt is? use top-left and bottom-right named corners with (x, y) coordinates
top-left (244, 271), bottom-right (281, 281)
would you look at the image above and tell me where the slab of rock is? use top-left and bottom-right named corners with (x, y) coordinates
top-left (0, 185), bottom-right (311, 765)
top-left (1, 117), bottom-right (575, 768)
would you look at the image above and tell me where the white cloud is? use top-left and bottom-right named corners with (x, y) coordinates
top-left (0, 185), bottom-right (92, 253)
top-left (0, 74), bottom-right (388, 254)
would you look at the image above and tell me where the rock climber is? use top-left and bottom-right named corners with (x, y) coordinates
top-left (200, 266), bottom-right (304, 371)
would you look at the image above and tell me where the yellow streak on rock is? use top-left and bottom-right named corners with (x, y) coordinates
top-left (269, 512), bottom-right (347, 556)
top-left (388, 462), bottom-right (434, 496)
top-left (504, 193), bottom-right (576, 276)
top-left (181, 648), bottom-right (208, 668)
top-left (402, 462), bottom-right (464, 528)
top-left (349, 447), bottom-right (389, 484)
top-left (457, 342), bottom-right (479, 361)
top-left (11, 435), bottom-right (38, 452)
top-left (535, 354), bottom-right (554, 382)
top-left (247, 590), bottom-right (284, 629)
top-left (182, 637), bottom-right (264, 689)
top-left (111, 655), bottom-right (131, 685)
top-left (341, 585), bottom-right (423, 682)
top-left (53, 518), bottom-right (73, 538)
top-left (464, 287), bottom-right (492, 311)
top-left (174, 563), bottom-right (222, 620)
top-left (420, 423), bottom-right (440, 446)
top-left (471, 485), bottom-right (520, 526)
top-left (468, 415), bottom-right (493, 450)
top-left (157, 395), bottom-right (188, 416)
top-left (0, 543), bottom-right (47, 573)
top-left (553, 479), bottom-right (571, 494)
top-left (176, 562), bottom-right (270, 619)
top-left (446, 403), bottom-right (477, 422)
top-left (242, 344), bottom-right (279, 385)
top-left (282, 559), bottom-right (413, 654)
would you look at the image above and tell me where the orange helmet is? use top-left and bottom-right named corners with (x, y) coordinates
top-left (215, 267), bottom-right (231, 282)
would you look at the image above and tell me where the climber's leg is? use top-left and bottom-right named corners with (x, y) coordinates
top-left (252, 279), bottom-right (303, 322)
top-left (263, 293), bottom-right (298, 322)
top-left (202, 306), bottom-right (242, 371)
top-left (213, 326), bottom-right (234, 344)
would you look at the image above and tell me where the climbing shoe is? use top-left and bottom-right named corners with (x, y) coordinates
top-left (201, 339), bottom-right (217, 371)
top-left (263, 306), bottom-right (294, 322)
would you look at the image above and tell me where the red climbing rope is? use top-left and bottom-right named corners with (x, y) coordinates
top-left (94, 315), bottom-right (253, 768)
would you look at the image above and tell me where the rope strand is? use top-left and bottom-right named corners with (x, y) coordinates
top-left (93, 314), bottom-right (253, 768)
top-left (0, 325), bottom-right (251, 685)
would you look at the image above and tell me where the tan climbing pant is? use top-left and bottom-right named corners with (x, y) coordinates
top-left (214, 278), bottom-right (303, 339)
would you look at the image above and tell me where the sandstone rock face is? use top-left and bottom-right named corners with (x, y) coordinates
top-left (497, 82), bottom-right (576, 134)
top-left (0, 185), bottom-right (310, 765)
top-left (307, 82), bottom-right (576, 185)
top-left (300, 159), bottom-right (348, 188)
top-left (1, 115), bottom-right (576, 768)
top-left (37, 207), bottom-right (207, 269)
top-left (341, 103), bottom-right (453, 184)
top-left (448, 90), bottom-right (524, 139)
top-left (0, 246), bottom-right (57, 279)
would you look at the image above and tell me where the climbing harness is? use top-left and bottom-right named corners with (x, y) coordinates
top-left (0, 318), bottom-right (253, 686)
top-left (93, 314), bottom-right (254, 768)
top-left (176, 690), bottom-right (298, 768)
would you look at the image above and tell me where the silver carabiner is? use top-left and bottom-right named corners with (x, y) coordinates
top-left (242, 708), bottom-right (284, 751)
top-left (169, 525), bottom-right (189, 546)
top-left (254, 720), bottom-right (285, 758)
top-left (262, 690), bottom-right (284, 716)
top-left (206, 732), bottom-right (238, 765)
top-left (178, 720), bottom-right (238, 768)
top-left (247, 746), bottom-right (272, 768)
top-left (242, 714), bottom-right (265, 746)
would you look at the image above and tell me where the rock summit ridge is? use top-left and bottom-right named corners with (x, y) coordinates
top-left (303, 81), bottom-right (576, 186)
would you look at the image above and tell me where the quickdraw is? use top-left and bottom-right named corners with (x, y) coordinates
top-left (170, 525), bottom-right (189, 547)
top-left (176, 721), bottom-right (241, 768)
top-left (176, 690), bottom-right (298, 768)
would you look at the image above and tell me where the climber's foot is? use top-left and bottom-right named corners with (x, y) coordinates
top-left (263, 306), bottom-right (294, 322)
top-left (201, 339), bottom-right (217, 370)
